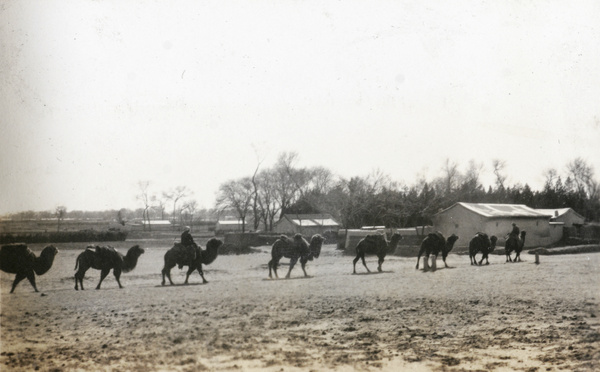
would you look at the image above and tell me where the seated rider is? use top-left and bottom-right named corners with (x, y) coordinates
top-left (178, 226), bottom-right (197, 269)
top-left (507, 223), bottom-right (520, 241)
top-left (181, 226), bottom-right (196, 247)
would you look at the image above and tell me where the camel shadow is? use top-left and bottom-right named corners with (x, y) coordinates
top-left (263, 276), bottom-right (314, 281)
top-left (419, 266), bottom-right (456, 273)
top-left (154, 282), bottom-right (207, 288)
top-left (351, 270), bottom-right (394, 276)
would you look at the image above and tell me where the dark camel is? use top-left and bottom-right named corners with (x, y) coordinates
top-left (468, 233), bottom-right (498, 265)
top-left (0, 244), bottom-right (59, 293)
top-left (352, 232), bottom-right (403, 274)
top-left (416, 232), bottom-right (459, 272)
top-left (162, 238), bottom-right (223, 285)
top-left (505, 231), bottom-right (526, 262)
top-left (74, 245), bottom-right (144, 290)
top-left (268, 234), bottom-right (325, 279)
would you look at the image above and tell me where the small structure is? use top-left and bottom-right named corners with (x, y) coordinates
top-left (274, 214), bottom-right (340, 236)
top-left (215, 220), bottom-right (245, 235)
top-left (432, 202), bottom-right (556, 248)
top-left (139, 220), bottom-right (172, 231)
top-left (534, 208), bottom-right (585, 227)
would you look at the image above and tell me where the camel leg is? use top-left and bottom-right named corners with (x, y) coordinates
top-left (422, 254), bottom-right (430, 271)
top-left (10, 272), bottom-right (27, 293)
top-left (300, 257), bottom-right (309, 277)
top-left (416, 248), bottom-right (425, 270)
top-left (286, 257), bottom-right (298, 279)
top-left (377, 255), bottom-right (384, 272)
top-left (360, 254), bottom-right (370, 273)
top-left (184, 266), bottom-right (195, 284)
top-left (113, 268), bottom-right (123, 289)
top-left (96, 269), bottom-right (110, 289)
top-left (431, 255), bottom-right (438, 272)
top-left (75, 271), bottom-right (85, 290)
top-left (271, 258), bottom-right (280, 279)
top-left (268, 259), bottom-right (273, 278)
top-left (352, 254), bottom-right (360, 274)
top-left (196, 265), bottom-right (208, 284)
top-left (25, 270), bottom-right (39, 292)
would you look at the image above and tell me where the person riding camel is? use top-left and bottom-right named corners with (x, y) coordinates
top-left (181, 226), bottom-right (196, 247)
top-left (178, 226), bottom-right (197, 269)
top-left (506, 223), bottom-right (520, 242)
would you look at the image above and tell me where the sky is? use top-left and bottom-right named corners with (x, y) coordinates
top-left (1, 0), bottom-right (599, 214)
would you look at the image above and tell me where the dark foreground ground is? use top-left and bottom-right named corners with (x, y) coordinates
top-left (1, 242), bottom-right (599, 371)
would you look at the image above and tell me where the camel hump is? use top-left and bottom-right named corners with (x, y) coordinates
top-left (1, 243), bottom-right (30, 254)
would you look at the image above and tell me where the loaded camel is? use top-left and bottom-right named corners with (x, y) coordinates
top-left (352, 232), bottom-right (403, 274)
top-left (0, 244), bottom-right (59, 293)
top-left (505, 231), bottom-right (526, 262)
top-left (268, 234), bottom-right (325, 279)
top-left (74, 245), bottom-right (145, 290)
top-left (416, 232), bottom-right (459, 272)
top-left (468, 233), bottom-right (498, 266)
top-left (162, 238), bottom-right (223, 285)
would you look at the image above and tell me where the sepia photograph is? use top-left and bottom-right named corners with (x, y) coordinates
top-left (1, 1), bottom-right (599, 371)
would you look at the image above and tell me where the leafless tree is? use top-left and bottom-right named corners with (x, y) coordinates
top-left (492, 159), bottom-right (507, 189)
top-left (136, 181), bottom-right (153, 231)
top-left (567, 157), bottom-right (598, 198)
top-left (163, 186), bottom-right (190, 226)
top-left (216, 177), bottom-right (254, 233)
top-left (55, 206), bottom-right (67, 232)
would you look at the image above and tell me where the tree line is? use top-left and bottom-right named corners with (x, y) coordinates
top-left (215, 153), bottom-right (600, 231)
top-left (4, 155), bottom-right (598, 232)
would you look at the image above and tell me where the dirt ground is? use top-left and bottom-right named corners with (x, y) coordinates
top-left (1, 241), bottom-right (599, 371)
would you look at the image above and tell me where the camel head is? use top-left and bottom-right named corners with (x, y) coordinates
top-left (489, 235), bottom-right (498, 252)
top-left (387, 233), bottom-right (403, 253)
top-left (308, 234), bottom-right (326, 259)
top-left (128, 245), bottom-right (145, 258)
top-left (442, 234), bottom-right (459, 259)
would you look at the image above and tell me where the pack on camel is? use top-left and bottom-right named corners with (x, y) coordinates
top-left (505, 231), bottom-right (527, 262)
top-left (74, 245), bottom-right (145, 290)
top-left (468, 233), bottom-right (498, 266)
top-left (352, 232), bottom-right (403, 274)
top-left (162, 238), bottom-right (223, 285)
top-left (0, 244), bottom-right (59, 293)
top-left (416, 232), bottom-right (459, 272)
top-left (268, 234), bottom-right (325, 279)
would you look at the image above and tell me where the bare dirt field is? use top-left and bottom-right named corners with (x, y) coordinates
top-left (1, 240), bottom-right (599, 371)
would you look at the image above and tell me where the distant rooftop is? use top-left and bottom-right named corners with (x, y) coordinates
top-left (439, 203), bottom-right (553, 218)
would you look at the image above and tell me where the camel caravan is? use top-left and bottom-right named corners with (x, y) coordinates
top-left (0, 222), bottom-right (531, 292)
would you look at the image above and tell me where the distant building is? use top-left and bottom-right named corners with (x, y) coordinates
top-left (432, 202), bottom-right (560, 248)
top-left (274, 214), bottom-right (340, 236)
top-left (534, 208), bottom-right (585, 227)
top-left (215, 220), bottom-right (245, 234)
top-left (138, 220), bottom-right (172, 231)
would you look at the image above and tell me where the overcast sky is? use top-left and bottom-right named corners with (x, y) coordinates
top-left (1, 0), bottom-right (599, 214)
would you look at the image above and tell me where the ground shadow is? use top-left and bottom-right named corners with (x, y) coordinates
top-left (351, 270), bottom-right (394, 276)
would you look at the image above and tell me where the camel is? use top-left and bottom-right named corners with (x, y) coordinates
top-left (162, 238), bottom-right (223, 285)
top-left (74, 245), bottom-right (144, 290)
top-left (416, 232), bottom-right (459, 272)
top-left (505, 231), bottom-right (527, 262)
top-left (352, 232), bottom-right (403, 274)
top-left (468, 233), bottom-right (498, 266)
top-left (268, 234), bottom-right (325, 279)
top-left (0, 244), bottom-right (59, 293)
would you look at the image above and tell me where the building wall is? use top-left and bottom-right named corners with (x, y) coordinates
top-left (433, 204), bottom-right (558, 248)
top-left (554, 212), bottom-right (585, 227)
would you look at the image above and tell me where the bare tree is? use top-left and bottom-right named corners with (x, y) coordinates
top-left (216, 177), bottom-right (254, 232)
top-left (163, 186), bottom-right (190, 226)
top-left (492, 159), bottom-right (507, 190)
top-left (55, 206), bottom-right (67, 232)
top-left (567, 157), bottom-right (598, 198)
top-left (136, 181), bottom-right (153, 231)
